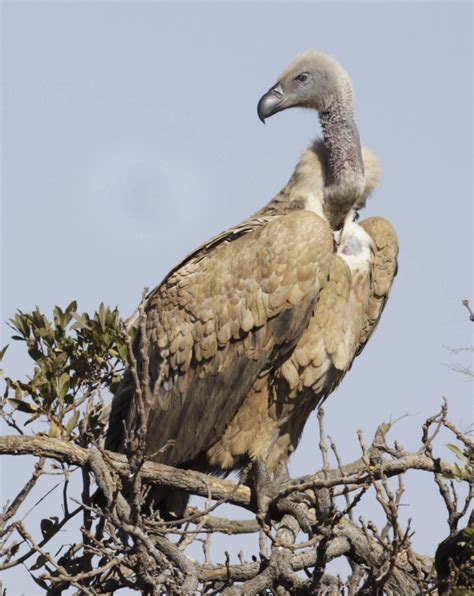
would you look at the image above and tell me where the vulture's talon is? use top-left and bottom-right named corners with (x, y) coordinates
top-left (252, 461), bottom-right (314, 535)
top-left (275, 496), bottom-right (314, 536)
top-left (253, 460), bottom-right (279, 523)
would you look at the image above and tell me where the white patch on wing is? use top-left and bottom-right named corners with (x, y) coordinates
top-left (342, 236), bottom-right (362, 256)
top-left (338, 221), bottom-right (373, 272)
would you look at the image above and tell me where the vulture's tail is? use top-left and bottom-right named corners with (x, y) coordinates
top-left (98, 371), bottom-right (189, 519)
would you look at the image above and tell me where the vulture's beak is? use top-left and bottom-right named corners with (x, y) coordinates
top-left (257, 83), bottom-right (285, 123)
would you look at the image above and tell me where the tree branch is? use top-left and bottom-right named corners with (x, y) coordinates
top-left (0, 434), bottom-right (457, 515)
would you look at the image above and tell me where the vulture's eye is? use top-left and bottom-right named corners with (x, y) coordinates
top-left (295, 73), bottom-right (309, 83)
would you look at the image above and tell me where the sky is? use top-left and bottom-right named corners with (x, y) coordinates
top-left (1, 1), bottom-right (472, 593)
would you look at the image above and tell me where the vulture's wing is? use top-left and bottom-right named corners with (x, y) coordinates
top-left (277, 217), bottom-right (397, 402)
top-left (356, 216), bottom-right (399, 355)
top-left (107, 210), bottom-right (333, 467)
top-left (277, 254), bottom-right (354, 394)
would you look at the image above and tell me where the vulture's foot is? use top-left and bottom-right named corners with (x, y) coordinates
top-left (252, 461), bottom-right (314, 536)
top-left (252, 460), bottom-right (278, 520)
top-left (276, 494), bottom-right (314, 536)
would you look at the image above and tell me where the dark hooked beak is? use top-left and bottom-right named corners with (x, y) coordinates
top-left (257, 83), bottom-right (285, 123)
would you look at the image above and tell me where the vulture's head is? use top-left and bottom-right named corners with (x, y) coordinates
top-left (257, 50), bottom-right (353, 122)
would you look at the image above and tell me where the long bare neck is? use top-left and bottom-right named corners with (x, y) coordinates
top-left (319, 92), bottom-right (365, 229)
top-left (320, 101), bottom-right (363, 183)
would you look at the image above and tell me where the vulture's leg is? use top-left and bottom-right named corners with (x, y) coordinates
top-left (252, 460), bottom-right (278, 519)
top-left (252, 460), bottom-right (314, 536)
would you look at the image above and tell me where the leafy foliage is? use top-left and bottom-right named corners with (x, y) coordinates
top-left (445, 443), bottom-right (473, 484)
top-left (1, 302), bottom-right (132, 441)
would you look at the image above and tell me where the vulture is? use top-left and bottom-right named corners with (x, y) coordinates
top-left (105, 50), bottom-right (398, 519)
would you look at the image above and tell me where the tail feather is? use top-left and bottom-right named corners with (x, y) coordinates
top-left (101, 371), bottom-right (188, 519)
top-left (104, 370), bottom-right (134, 452)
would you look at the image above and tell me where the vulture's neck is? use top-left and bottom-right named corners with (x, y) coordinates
top-left (268, 93), bottom-right (371, 231)
top-left (319, 100), bottom-right (363, 186)
top-left (319, 93), bottom-right (365, 230)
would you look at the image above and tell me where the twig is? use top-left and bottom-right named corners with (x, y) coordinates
top-left (462, 299), bottom-right (474, 322)
top-left (1, 458), bottom-right (45, 526)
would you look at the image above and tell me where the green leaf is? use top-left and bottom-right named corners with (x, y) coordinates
top-left (32, 310), bottom-right (48, 330)
top-left (30, 553), bottom-right (48, 571)
top-left (66, 300), bottom-right (77, 313)
top-left (117, 343), bottom-right (129, 362)
top-left (71, 312), bottom-right (86, 328)
top-left (98, 302), bottom-right (106, 332)
top-left (8, 399), bottom-right (38, 414)
top-left (30, 574), bottom-right (49, 590)
top-left (447, 444), bottom-right (466, 460)
top-left (27, 344), bottom-right (43, 362)
top-left (48, 420), bottom-right (61, 438)
top-left (65, 410), bottom-right (80, 435)
top-left (53, 306), bottom-right (65, 329)
top-left (57, 372), bottom-right (70, 400)
top-left (12, 312), bottom-right (31, 337)
top-left (54, 352), bottom-right (68, 366)
top-left (0, 344), bottom-right (9, 361)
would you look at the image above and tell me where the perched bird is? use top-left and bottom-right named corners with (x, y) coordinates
top-left (105, 50), bottom-right (398, 519)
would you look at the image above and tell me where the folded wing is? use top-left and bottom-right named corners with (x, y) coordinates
top-left (106, 210), bottom-right (334, 467)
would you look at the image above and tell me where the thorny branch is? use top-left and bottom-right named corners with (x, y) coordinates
top-left (1, 299), bottom-right (472, 594)
top-left (1, 413), bottom-right (471, 593)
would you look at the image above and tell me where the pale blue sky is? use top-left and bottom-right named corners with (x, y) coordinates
top-left (2, 1), bottom-right (472, 593)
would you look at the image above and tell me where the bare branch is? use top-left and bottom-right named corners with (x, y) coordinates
top-left (462, 298), bottom-right (474, 322)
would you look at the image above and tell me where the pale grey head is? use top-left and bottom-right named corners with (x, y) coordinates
top-left (257, 50), bottom-right (354, 122)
